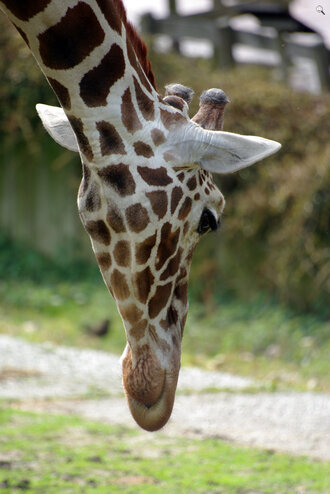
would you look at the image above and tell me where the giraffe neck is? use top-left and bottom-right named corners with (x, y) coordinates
top-left (1, 0), bottom-right (163, 165)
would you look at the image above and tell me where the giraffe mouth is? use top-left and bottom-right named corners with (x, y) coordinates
top-left (125, 368), bottom-right (179, 432)
top-left (122, 304), bottom-right (184, 431)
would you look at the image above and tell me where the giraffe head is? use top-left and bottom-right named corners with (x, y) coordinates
top-left (0, 0), bottom-right (280, 431)
top-left (37, 86), bottom-right (280, 430)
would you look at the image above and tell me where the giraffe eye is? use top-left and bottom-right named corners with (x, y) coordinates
top-left (197, 209), bottom-right (218, 234)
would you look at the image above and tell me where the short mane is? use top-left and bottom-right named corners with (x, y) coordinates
top-left (114, 0), bottom-right (156, 89)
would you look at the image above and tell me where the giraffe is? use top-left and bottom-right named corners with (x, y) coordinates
top-left (0, 0), bottom-right (281, 431)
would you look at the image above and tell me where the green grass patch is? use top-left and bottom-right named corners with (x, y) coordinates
top-left (0, 408), bottom-right (329, 493)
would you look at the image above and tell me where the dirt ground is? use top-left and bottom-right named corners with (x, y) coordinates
top-left (1, 335), bottom-right (329, 461)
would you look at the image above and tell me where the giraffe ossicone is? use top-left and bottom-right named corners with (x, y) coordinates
top-left (0, 0), bottom-right (281, 431)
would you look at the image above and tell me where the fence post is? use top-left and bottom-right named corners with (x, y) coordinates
top-left (168, 0), bottom-right (180, 53)
top-left (313, 42), bottom-right (330, 92)
top-left (214, 18), bottom-right (235, 69)
top-left (276, 31), bottom-right (290, 84)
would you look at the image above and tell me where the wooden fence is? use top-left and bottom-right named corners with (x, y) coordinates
top-left (0, 145), bottom-right (92, 260)
top-left (141, 8), bottom-right (330, 92)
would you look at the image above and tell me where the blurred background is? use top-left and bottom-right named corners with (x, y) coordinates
top-left (0, 0), bottom-right (329, 390)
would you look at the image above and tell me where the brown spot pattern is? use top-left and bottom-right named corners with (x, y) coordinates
top-left (156, 223), bottom-right (180, 271)
top-left (171, 187), bottom-right (183, 214)
top-left (135, 234), bottom-right (157, 265)
top-left (80, 44), bottom-right (125, 107)
top-left (146, 191), bottom-right (168, 219)
top-left (134, 266), bottom-right (154, 303)
top-left (106, 205), bottom-right (126, 233)
top-left (134, 77), bottom-right (154, 120)
top-left (113, 240), bottom-right (131, 267)
top-left (121, 87), bottom-right (142, 134)
top-left (48, 78), bottom-right (71, 110)
top-left (39, 3), bottom-right (104, 70)
top-left (79, 165), bottom-right (91, 197)
top-left (120, 304), bottom-right (143, 326)
top-left (2, 0), bottom-right (51, 21)
top-left (160, 108), bottom-right (186, 129)
top-left (126, 204), bottom-right (149, 233)
top-left (68, 116), bottom-right (93, 161)
top-left (151, 128), bottom-right (166, 146)
top-left (96, 121), bottom-right (126, 156)
top-left (149, 283), bottom-right (173, 319)
top-left (163, 151), bottom-right (175, 163)
top-left (127, 44), bottom-right (153, 92)
top-left (15, 26), bottom-right (29, 46)
top-left (85, 220), bottom-right (111, 245)
top-left (85, 182), bottom-right (101, 212)
top-left (96, 252), bottom-right (112, 270)
top-left (134, 141), bottom-right (154, 158)
top-left (174, 281), bottom-right (188, 307)
top-left (130, 319), bottom-right (148, 341)
top-left (160, 248), bottom-right (182, 281)
top-left (98, 164), bottom-right (135, 197)
top-left (138, 166), bottom-right (172, 186)
top-left (96, 0), bottom-right (122, 34)
top-left (167, 305), bottom-right (179, 327)
top-left (187, 176), bottom-right (197, 191)
top-left (178, 197), bottom-right (192, 220)
top-left (110, 269), bottom-right (130, 301)
top-left (183, 221), bottom-right (189, 235)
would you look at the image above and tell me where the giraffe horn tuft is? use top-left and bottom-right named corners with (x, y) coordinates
top-left (192, 88), bottom-right (230, 131)
top-left (165, 83), bottom-right (194, 104)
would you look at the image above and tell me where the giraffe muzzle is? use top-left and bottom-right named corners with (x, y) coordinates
top-left (121, 342), bottom-right (180, 431)
top-left (124, 369), bottom-right (179, 432)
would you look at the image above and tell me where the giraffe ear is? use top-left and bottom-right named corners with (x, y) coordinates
top-left (36, 104), bottom-right (79, 153)
top-left (168, 123), bottom-right (281, 174)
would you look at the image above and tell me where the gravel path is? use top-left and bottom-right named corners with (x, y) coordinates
top-left (1, 335), bottom-right (329, 461)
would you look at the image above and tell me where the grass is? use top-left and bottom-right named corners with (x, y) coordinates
top-left (0, 408), bottom-right (329, 494)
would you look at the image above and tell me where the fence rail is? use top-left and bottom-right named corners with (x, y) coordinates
top-left (141, 11), bottom-right (330, 92)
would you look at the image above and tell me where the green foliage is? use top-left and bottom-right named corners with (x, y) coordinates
top-left (0, 232), bottom-right (99, 283)
top-left (1, 408), bottom-right (329, 493)
top-left (0, 20), bottom-right (56, 153)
